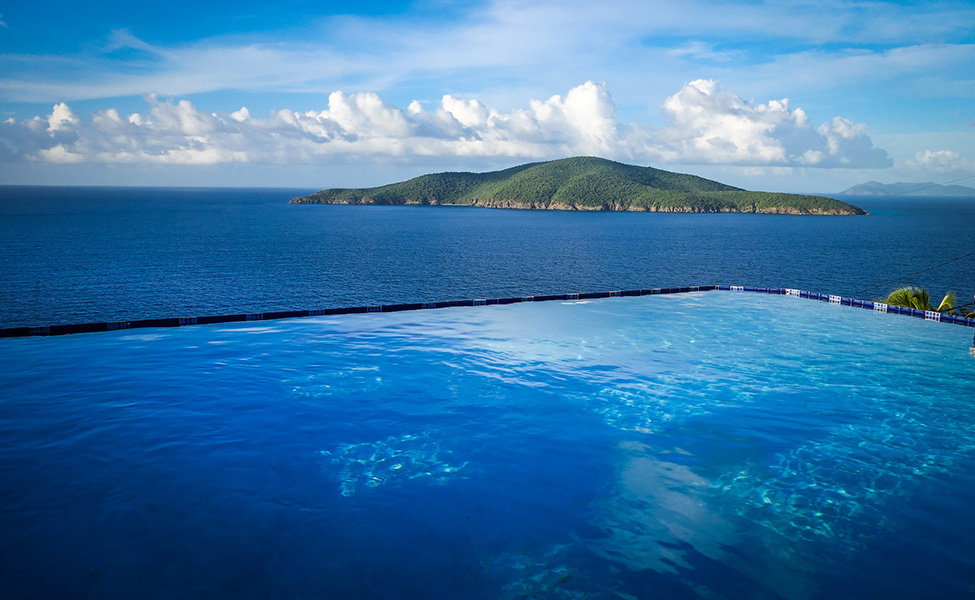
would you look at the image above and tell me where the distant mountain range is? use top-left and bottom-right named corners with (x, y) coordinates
top-left (293, 157), bottom-right (866, 215)
top-left (840, 181), bottom-right (975, 197)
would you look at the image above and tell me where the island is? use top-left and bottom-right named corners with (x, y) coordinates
top-left (292, 157), bottom-right (866, 215)
top-left (841, 181), bottom-right (975, 197)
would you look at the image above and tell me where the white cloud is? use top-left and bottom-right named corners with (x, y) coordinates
top-left (654, 79), bottom-right (800, 164)
top-left (665, 41), bottom-right (739, 63)
top-left (647, 79), bottom-right (891, 168)
top-left (534, 82), bottom-right (618, 150)
top-left (47, 102), bottom-right (79, 131)
top-left (1, 1), bottom-right (972, 106)
top-left (816, 117), bottom-right (892, 167)
top-left (441, 96), bottom-right (491, 128)
top-left (908, 149), bottom-right (974, 174)
top-left (310, 91), bottom-right (414, 139)
top-left (733, 43), bottom-right (975, 101)
top-left (38, 144), bottom-right (85, 163)
top-left (0, 81), bottom-right (891, 169)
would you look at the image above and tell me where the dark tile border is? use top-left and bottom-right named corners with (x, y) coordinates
top-left (716, 286), bottom-right (975, 329)
top-left (2, 284), bottom-right (973, 338)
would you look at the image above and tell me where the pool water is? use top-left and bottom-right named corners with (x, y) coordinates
top-left (1, 292), bottom-right (974, 599)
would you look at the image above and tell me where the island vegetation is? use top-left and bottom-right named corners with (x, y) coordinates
top-left (292, 157), bottom-right (866, 215)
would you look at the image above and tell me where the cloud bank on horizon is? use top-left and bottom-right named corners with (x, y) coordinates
top-left (0, 0), bottom-right (972, 189)
top-left (0, 80), bottom-right (893, 170)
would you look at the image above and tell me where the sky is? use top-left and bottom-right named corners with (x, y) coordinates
top-left (0, 0), bottom-right (973, 193)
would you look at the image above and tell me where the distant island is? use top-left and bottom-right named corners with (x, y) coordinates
top-left (292, 157), bottom-right (866, 215)
top-left (841, 181), bottom-right (975, 197)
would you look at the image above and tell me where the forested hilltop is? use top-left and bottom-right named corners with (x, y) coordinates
top-left (292, 157), bottom-right (866, 215)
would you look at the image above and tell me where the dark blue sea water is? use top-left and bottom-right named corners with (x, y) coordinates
top-left (1, 186), bottom-right (973, 328)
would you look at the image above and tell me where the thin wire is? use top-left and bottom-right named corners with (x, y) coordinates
top-left (948, 299), bottom-right (975, 313)
top-left (853, 249), bottom-right (975, 296)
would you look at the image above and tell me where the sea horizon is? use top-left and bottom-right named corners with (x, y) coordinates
top-left (2, 186), bottom-right (973, 330)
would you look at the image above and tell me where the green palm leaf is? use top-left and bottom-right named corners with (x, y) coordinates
top-left (883, 287), bottom-right (960, 314)
top-left (935, 291), bottom-right (957, 314)
top-left (884, 286), bottom-right (931, 311)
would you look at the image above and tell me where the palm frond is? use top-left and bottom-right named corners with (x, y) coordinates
top-left (935, 291), bottom-right (957, 313)
top-left (884, 286), bottom-right (931, 311)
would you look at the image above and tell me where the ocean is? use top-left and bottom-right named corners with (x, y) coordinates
top-left (2, 186), bottom-right (975, 599)
top-left (1, 186), bottom-right (973, 328)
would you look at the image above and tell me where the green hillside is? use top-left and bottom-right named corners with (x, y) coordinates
top-left (292, 157), bottom-right (866, 215)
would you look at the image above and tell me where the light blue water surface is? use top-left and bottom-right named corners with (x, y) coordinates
top-left (2, 292), bottom-right (974, 599)
top-left (1, 186), bottom-right (974, 328)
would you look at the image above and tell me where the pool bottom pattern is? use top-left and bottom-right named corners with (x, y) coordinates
top-left (320, 433), bottom-right (468, 497)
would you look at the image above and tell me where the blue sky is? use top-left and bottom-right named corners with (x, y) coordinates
top-left (1, 0), bottom-right (973, 192)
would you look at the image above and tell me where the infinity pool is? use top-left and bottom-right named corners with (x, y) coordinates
top-left (1, 292), bottom-right (974, 599)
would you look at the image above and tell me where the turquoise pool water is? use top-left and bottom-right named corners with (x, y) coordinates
top-left (1, 292), bottom-right (974, 599)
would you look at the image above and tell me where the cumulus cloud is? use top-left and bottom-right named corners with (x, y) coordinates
top-left (648, 79), bottom-right (891, 168)
top-left (0, 80), bottom-right (891, 169)
top-left (47, 102), bottom-right (81, 131)
top-left (907, 149), bottom-right (974, 174)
